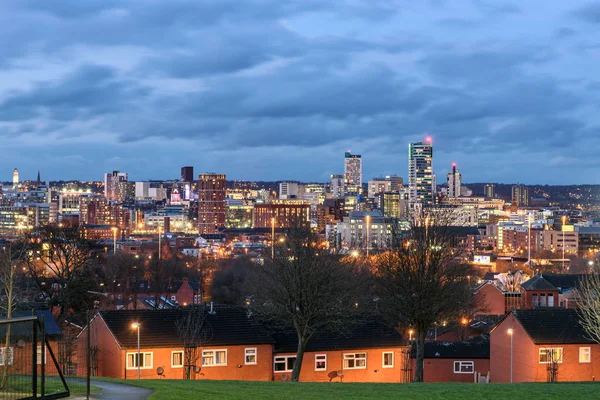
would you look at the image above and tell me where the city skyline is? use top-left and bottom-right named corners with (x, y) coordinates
top-left (1, 1), bottom-right (600, 184)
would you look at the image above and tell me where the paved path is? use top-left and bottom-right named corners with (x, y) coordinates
top-left (71, 380), bottom-right (154, 400)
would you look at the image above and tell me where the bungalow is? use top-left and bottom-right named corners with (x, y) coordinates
top-left (81, 305), bottom-right (410, 383)
top-left (417, 337), bottom-right (490, 383)
top-left (490, 308), bottom-right (600, 382)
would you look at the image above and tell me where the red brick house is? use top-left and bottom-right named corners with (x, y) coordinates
top-left (520, 274), bottom-right (584, 309)
top-left (416, 338), bottom-right (490, 383)
top-left (81, 305), bottom-right (409, 383)
top-left (490, 309), bottom-right (600, 382)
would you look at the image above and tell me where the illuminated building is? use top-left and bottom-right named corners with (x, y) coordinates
top-left (337, 211), bottom-right (394, 250)
top-left (253, 200), bottom-right (310, 228)
top-left (484, 184), bottom-right (495, 199)
top-left (381, 192), bottom-right (407, 219)
top-left (226, 202), bottom-right (254, 229)
top-left (511, 185), bottom-right (529, 207)
top-left (12, 168), bottom-right (18, 190)
top-left (279, 182), bottom-right (299, 199)
top-left (104, 171), bottom-right (129, 202)
top-left (79, 196), bottom-right (130, 229)
top-left (198, 173), bottom-right (226, 234)
top-left (135, 181), bottom-right (168, 201)
top-left (368, 179), bottom-right (392, 199)
top-left (408, 139), bottom-right (434, 206)
top-left (330, 174), bottom-right (345, 199)
top-left (446, 163), bottom-right (462, 198)
top-left (344, 152), bottom-right (362, 195)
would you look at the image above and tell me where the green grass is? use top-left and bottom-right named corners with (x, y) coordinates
top-left (2, 376), bottom-right (96, 396)
top-left (99, 379), bottom-right (600, 400)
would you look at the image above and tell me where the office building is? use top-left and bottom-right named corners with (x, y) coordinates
top-left (368, 179), bottom-right (392, 199)
top-left (104, 171), bottom-right (129, 202)
top-left (330, 174), bottom-right (345, 198)
top-left (279, 182), bottom-right (299, 199)
top-left (386, 175), bottom-right (404, 192)
top-left (484, 184), bottom-right (495, 199)
top-left (181, 166), bottom-right (194, 183)
top-left (381, 192), bottom-right (407, 219)
top-left (344, 152), bottom-right (362, 195)
top-left (511, 185), bottom-right (529, 207)
top-left (408, 139), bottom-right (434, 206)
top-left (446, 163), bottom-right (462, 198)
top-left (253, 200), bottom-right (310, 229)
top-left (12, 168), bottom-right (18, 189)
top-left (198, 173), bottom-right (226, 234)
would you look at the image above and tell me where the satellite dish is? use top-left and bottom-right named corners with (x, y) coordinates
top-left (156, 366), bottom-right (164, 375)
top-left (194, 366), bottom-right (201, 373)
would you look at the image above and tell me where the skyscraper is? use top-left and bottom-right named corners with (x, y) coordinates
top-left (12, 168), bottom-right (18, 189)
top-left (104, 171), bottom-right (129, 202)
top-left (344, 152), bottom-right (362, 195)
top-left (511, 185), bottom-right (529, 207)
top-left (446, 163), bottom-right (462, 198)
top-left (181, 166), bottom-right (194, 183)
top-left (484, 184), bottom-right (495, 199)
top-left (330, 174), bottom-right (345, 198)
top-left (198, 173), bottom-right (226, 234)
top-left (408, 139), bottom-right (434, 206)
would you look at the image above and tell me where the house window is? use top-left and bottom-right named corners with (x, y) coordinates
top-left (453, 361), bottom-right (474, 374)
top-left (245, 348), bottom-right (257, 365)
top-left (343, 353), bottom-right (367, 369)
top-left (579, 347), bottom-right (591, 363)
top-left (548, 293), bottom-right (554, 307)
top-left (315, 354), bottom-right (327, 371)
top-left (382, 352), bottom-right (394, 368)
top-left (0, 348), bottom-right (14, 366)
top-left (126, 352), bottom-right (153, 369)
top-left (171, 351), bottom-right (184, 368)
top-left (540, 294), bottom-right (546, 307)
top-left (202, 350), bottom-right (227, 366)
top-left (539, 348), bottom-right (563, 364)
top-left (274, 356), bottom-right (296, 372)
top-left (36, 346), bottom-right (47, 365)
top-left (532, 294), bottom-right (538, 307)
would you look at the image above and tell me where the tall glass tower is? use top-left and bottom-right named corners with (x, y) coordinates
top-left (344, 152), bottom-right (362, 195)
top-left (408, 139), bottom-right (433, 206)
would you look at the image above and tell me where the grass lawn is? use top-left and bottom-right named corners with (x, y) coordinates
top-left (100, 379), bottom-right (600, 400)
top-left (3, 377), bottom-right (89, 396)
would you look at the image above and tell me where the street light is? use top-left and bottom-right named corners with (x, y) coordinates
top-left (409, 329), bottom-right (414, 342)
top-left (561, 215), bottom-right (566, 271)
top-left (158, 225), bottom-right (163, 260)
top-left (271, 217), bottom-right (275, 259)
top-left (365, 214), bottom-right (371, 257)
top-left (507, 328), bottom-right (514, 383)
top-left (131, 322), bottom-right (141, 380)
top-left (112, 227), bottom-right (118, 255)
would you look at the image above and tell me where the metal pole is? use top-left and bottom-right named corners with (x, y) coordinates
top-left (158, 227), bottom-right (162, 260)
top-left (41, 316), bottom-right (45, 397)
top-left (562, 216), bottom-right (566, 271)
top-left (271, 217), bottom-right (275, 260)
top-left (366, 215), bottom-right (370, 257)
top-left (114, 229), bottom-right (117, 255)
top-left (86, 310), bottom-right (91, 399)
top-left (137, 327), bottom-right (141, 380)
top-left (32, 318), bottom-right (37, 398)
top-left (527, 213), bottom-right (531, 265)
top-left (510, 332), bottom-right (513, 383)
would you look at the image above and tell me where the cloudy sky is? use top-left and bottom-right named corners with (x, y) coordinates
top-left (1, 1), bottom-right (599, 184)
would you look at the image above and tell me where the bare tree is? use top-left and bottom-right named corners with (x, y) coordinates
top-left (24, 226), bottom-right (97, 321)
top-left (577, 273), bottom-right (600, 344)
top-left (175, 308), bottom-right (212, 380)
top-left (495, 270), bottom-right (529, 293)
top-left (375, 209), bottom-right (473, 382)
top-left (246, 226), bottom-right (368, 382)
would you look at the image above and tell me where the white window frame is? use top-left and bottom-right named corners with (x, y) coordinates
top-left (453, 361), bottom-right (474, 374)
top-left (315, 354), bottom-right (327, 371)
top-left (538, 348), bottom-right (563, 364)
top-left (274, 355), bottom-right (296, 373)
top-left (0, 347), bottom-right (14, 366)
top-left (245, 348), bottom-right (257, 365)
top-left (382, 352), bottom-right (394, 368)
top-left (126, 352), bottom-right (153, 370)
top-left (579, 347), bottom-right (591, 363)
top-left (36, 346), bottom-right (47, 365)
top-left (343, 353), bottom-right (367, 370)
top-left (171, 351), bottom-right (184, 368)
top-left (202, 349), bottom-right (227, 367)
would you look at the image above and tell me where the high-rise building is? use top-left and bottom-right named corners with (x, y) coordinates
top-left (511, 185), bottom-right (529, 207)
top-left (381, 191), bottom-right (407, 219)
top-left (446, 163), bottom-right (462, 198)
top-left (368, 179), bottom-right (392, 199)
top-left (253, 200), bottom-right (310, 229)
top-left (104, 171), bottom-right (129, 202)
top-left (408, 139), bottom-right (434, 206)
top-left (198, 173), bottom-right (226, 234)
top-left (12, 168), bottom-right (18, 189)
top-left (484, 184), bottom-right (495, 199)
top-left (279, 182), bottom-right (299, 199)
top-left (181, 166), bottom-right (194, 183)
top-left (344, 152), bottom-right (362, 195)
top-left (386, 175), bottom-right (404, 192)
top-left (330, 174), bottom-right (345, 198)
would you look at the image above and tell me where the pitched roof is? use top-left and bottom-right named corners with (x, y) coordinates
top-left (273, 318), bottom-right (406, 353)
top-left (512, 309), bottom-right (593, 345)
top-left (422, 337), bottom-right (490, 359)
top-left (520, 274), bottom-right (558, 291)
top-left (100, 305), bottom-right (273, 349)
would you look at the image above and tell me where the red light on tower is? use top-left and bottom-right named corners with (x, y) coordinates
top-left (452, 162), bottom-right (457, 168)
top-left (425, 136), bottom-right (432, 144)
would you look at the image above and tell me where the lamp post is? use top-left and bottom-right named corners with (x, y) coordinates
top-left (507, 328), bottom-right (514, 383)
top-left (527, 213), bottom-right (531, 265)
top-left (271, 217), bottom-right (275, 259)
top-left (409, 329), bottom-right (413, 342)
top-left (365, 214), bottom-right (371, 257)
top-left (132, 322), bottom-right (141, 380)
top-left (112, 227), bottom-right (118, 255)
top-left (158, 225), bottom-right (163, 260)
top-left (561, 215), bottom-right (566, 271)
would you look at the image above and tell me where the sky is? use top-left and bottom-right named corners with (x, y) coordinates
top-left (1, 0), bottom-right (600, 185)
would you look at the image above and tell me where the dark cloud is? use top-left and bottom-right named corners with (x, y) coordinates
top-left (572, 2), bottom-right (600, 24)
